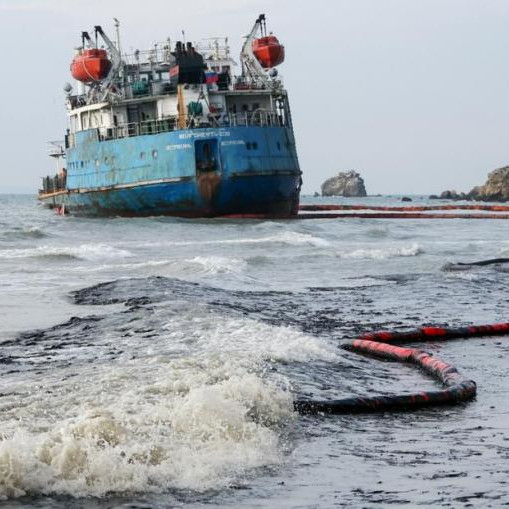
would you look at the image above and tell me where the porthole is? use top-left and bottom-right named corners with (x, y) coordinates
top-left (111, 156), bottom-right (116, 165)
top-left (152, 149), bottom-right (158, 159)
top-left (140, 152), bottom-right (146, 159)
top-left (252, 142), bottom-right (258, 150)
top-left (246, 142), bottom-right (252, 150)
top-left (104, 156), bottom-right (109, 164)
top-left (277, 142), bottom-right (282, 151)
top-left (95, 159), bottom-right (100, 168)
top-left (80, 161), bottom-right (84, 168)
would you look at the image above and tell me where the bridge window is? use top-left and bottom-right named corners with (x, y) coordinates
top-left (140, 152), bottom-right (146, 159)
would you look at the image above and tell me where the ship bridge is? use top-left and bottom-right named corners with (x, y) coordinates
top-left (64, 20), bottom-right (290, 149)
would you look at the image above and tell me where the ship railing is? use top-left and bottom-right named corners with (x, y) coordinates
top-left (95, 110), bottom-right (286, 142)
top-left (233, 79), bottom-right (269, 91)
top-left (226, 111), bottom-right (285, 127)
top-left (40, 174), bottom-right (67, 195)
top-left (48, 141), bottom-right (65, 158)
top-left (98, 118), bottom-right (180, 141)
top-left (122, 80), bottom-right (177, 100)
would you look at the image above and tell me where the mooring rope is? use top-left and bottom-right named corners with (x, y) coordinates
top-left (294, 322), bottom-right (509, 415)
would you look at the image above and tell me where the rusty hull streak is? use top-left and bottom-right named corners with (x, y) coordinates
top-left (197, 172), bottom-right (222, 202)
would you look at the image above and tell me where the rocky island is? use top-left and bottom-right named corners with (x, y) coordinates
top-left (434, 166), bottom-right (509, 202)
top-left (469, 166), bottom-right (509, 201)
top-left (321, 170), bottom-right (367, 197)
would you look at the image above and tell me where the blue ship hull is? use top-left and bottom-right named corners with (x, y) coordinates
top-left (40, 125), bottom-right (301, 217)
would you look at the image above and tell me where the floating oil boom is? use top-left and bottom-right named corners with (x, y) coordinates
top-left (39, 15), bottom-right (301, 217)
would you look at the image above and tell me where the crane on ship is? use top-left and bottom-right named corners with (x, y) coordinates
top-left (240, 14), bottom-right (285, 89)
top-left (70, 24), bottom-right (123, 103)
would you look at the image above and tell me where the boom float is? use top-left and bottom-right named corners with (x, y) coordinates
top-left (295, 203), bottom-right (509, 220)
top-left (219, 203), bottom-right (509, 220)
top-left (294, 322), bottom-right (509, 415)
top-left (299, 204), bottom-right (509, 212)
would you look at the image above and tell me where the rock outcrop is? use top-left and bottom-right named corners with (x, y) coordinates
top-left (432, 166), bottom-right (509, 202)
top-left (321, 170), bottom-right (367, 197)
top-left (438, 190), bottom-right (469, 200)
top-left (468, 166), bottom-right (509, 201)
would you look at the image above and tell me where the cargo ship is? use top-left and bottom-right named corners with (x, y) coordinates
top-left (38, 15), bottom-right (302, 217)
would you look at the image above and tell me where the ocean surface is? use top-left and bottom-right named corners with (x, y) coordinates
top-left (0, 194), bottom-right (508, 508)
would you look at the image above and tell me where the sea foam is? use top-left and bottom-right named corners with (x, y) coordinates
top-left (0, 310), bottom-right (337, 499)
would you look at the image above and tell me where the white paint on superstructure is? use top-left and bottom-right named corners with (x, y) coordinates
top-left (157, 96), bottom-right (179, 118)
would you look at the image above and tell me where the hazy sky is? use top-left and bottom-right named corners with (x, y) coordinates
top-left (1, 0), bottom-right (508, 194)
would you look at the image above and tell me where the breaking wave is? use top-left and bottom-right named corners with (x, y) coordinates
top-left (0, 372), bottom-right (292, 499)
top-left (71, 256), bottom-right (249, 276)
top-left (0, 244), bottom-right (133, 261)
top-left (142, 231), bottom-right (330, 249)
top-left (0, 308), bottom-right (337, 500)
top-left (337, 243), bottom-right (422, 260)
top-left (184, 256), bottom-right (248, 274)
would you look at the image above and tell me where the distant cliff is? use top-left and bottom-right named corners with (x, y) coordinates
top-left (321, 171), bottom-right (367, 197)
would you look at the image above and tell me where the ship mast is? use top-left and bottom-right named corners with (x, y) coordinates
top-left (94, 25), bottom-right (123, 101)
top-left (240, 14), bottom-right (280, 89)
